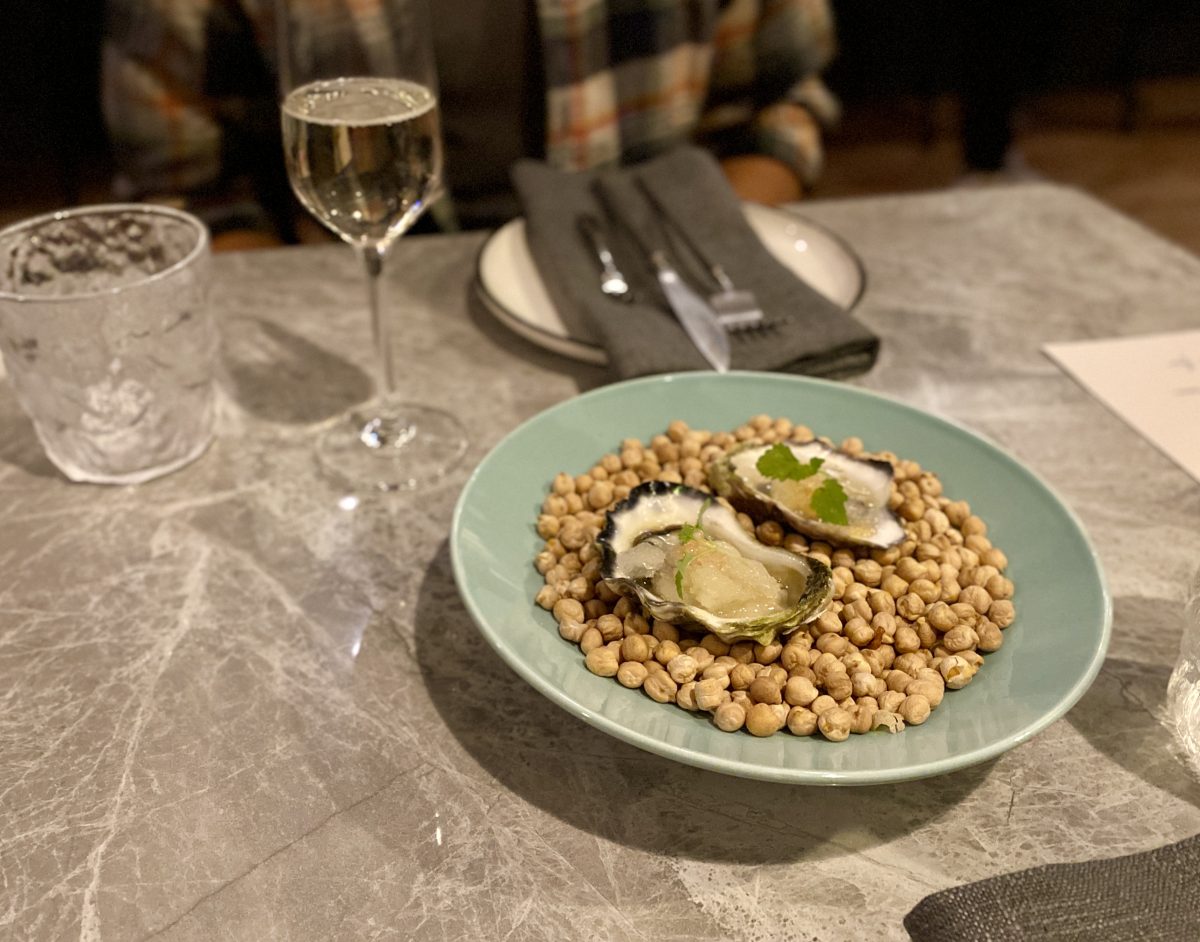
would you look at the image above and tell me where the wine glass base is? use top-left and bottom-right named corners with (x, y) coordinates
top-left (317, 399), bottom-right (468, 492)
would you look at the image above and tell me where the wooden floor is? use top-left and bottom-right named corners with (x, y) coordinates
top-left (819, 80), bottom-right (1200, 256)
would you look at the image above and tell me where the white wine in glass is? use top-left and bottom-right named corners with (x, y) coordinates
top-left (279, 0), bottom-right (466, 491)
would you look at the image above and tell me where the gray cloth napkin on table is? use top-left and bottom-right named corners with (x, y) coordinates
top-left (510, 146), bottom-right (878, 380)
top-left (904, 833), bottom-right (1200, 941)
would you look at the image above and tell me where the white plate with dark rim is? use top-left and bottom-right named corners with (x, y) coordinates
top-left (474, 204), bottom-right (867, 365)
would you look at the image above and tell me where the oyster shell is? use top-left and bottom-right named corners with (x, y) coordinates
top-left (707, 442), bottom-right (905, 549)
top-left (596, 481), bottom-right (833, 645)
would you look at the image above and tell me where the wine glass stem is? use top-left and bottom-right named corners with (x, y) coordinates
top-left (360, 244), bottom-right (395, 396)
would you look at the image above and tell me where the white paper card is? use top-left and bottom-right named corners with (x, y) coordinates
top-left (1044, 329), bottom-right (1200, 484)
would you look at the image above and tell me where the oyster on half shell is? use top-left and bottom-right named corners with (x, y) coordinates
top-left (707, 441), bottom-right (905, 549)
top-left (596, 481), bottom-right (833, 645)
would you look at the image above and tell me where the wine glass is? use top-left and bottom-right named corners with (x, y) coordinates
top-left (277, 0), bottom-right (466, 491)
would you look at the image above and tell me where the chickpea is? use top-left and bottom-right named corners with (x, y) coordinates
top-left (812, 609), bottom-right (843, 636)
top-left (872, 711), bottom-right (905, 733)
top-left (815, 634), bottom-right (850, 656)
top-left (652, 619), bottom-right (680, 643)
top-left (942, 625), bottom-right (979, 654)
top-left (643, 671), bottom-right (679, 703)
top-left (763, 665), bottom-right (788, 687)
top-left (728, 642), bottom-right (755, 664)
top-left (665, 654), bottom-right (697, 685)
top-left (685, 647), bottom-right (715, 671)
top-left (729, 663), bottom-right (758, 690)
top-left (982, 547), bottom-right (1009, 570)
top-left (976, 620), bottom-right (1004, 652)
top-left (615, 634), bottom-right (647, 664)
top-left (779, 644), bottom-right (809, 672)
top-left (965, 533), bottom-right (992, 555)
top-left (899, 693), bottom-right (932, 725)
top-left (746, 702), bottom-right (785, 737)
top-left (881, 574), bottom-right (909, 599)
top-left (594, 613), bottom-right (622, 642)
top-left (853, 558), bottom-right (883, 587)
top-left (579, 626), bottom-right (604, 654)
top-left (700, 634), bottom-right (731, 657)
top-left (877, 690), bottom-right (906, 714)
top-left (886, 670), bottom-right (912, 693)
top-left (897, 593), bottom-right (926, 621)
top-left (908, 578), bottom-right (940, 606)
top-left (905, 679), bottom-right (944, 708)
top-left (926, 601), bottom-right (958, 632)
top-left (896, 557), bottom-right (926, 583)
top-left (951, 602), bottom-right (980, 626)
top-left (714, 701), bottom-right (747, 732)
top-left (867, 589), bottom-right (896, 617)
top-left (989, 599), bottom-right (1016, 629)
top-left (784, 675), bottom-right (819, 706)
top-left (752, 519), bottom-right (784, 547)
top-left (786, 706), bottom-right (818, 736)
top-left (845, 618), bottom-right (875, 648)
top-left (810, 694), bottom-right (838, 715)
top-left (961, 515), bottom-right (988, 538)
top-left (851, 703), bottom-right (876, 735)
top-left (535, 585), bottom-right (559, 610)
top-left (938, 655), bottom-right (976, 689)
top-left (694, 677), bottom-right (728, 711)
top-left (782, 533), bottom-right (809, 555)
top-left (749, 676), bottom-right (783, 705)
top-left (559, 619), bottom-right (586, 643)
top-left (582, 599), bottom-right (607, 621)
top-left (617, 661), bottom-right (648, 688)
top-left (915, 620), bottom-right (938, 650)
top-left (752, 640), bottom-right (782, 665)
top-left (676, 681), bottom-right (700, 711)
top-left (553, 598), bottom-right (585, 625)
top-left (894, 653), bottom-right (927, 677)
top-left (824, 671), bottom-right (853, 701)
top-left (534, 550), bottom-right (557, 575)
top-left (697, 657), bottom-right (728, 679)
top-left (894, 625), bottom-right (920, 654)
top-left (817, 708), bottom-right (853, 742)
top-left (585, 646), bottom-right (620, 677)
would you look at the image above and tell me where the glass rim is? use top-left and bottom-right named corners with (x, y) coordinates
top-left (0, 203), bottom-right (211, 304)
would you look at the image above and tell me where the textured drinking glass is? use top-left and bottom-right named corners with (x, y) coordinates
top-left (0, 204), bottom-right (215, 484)
top-left (1167, 565), bottom-right (1200, 776)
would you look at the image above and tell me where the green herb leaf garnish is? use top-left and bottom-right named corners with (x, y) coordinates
top-left (677, 498), bottom-right (712, 545)
top-left (755, 443), bottom-right (824, 481)
top-left (675, 499), bottom-right (711, 596)
top-left (811, 478), bottom-right (849, 525)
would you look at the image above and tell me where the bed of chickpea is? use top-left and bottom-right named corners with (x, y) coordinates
top-left (532, 415), bottom-right (1015, 742)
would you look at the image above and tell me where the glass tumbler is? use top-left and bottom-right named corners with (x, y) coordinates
top-left (1167, 565), bottom-right (1200, 776)
top-left (0, 205), bottom-right (216, 484)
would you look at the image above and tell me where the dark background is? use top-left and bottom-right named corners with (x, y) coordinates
top-left (2, 1), bottom-right (1198, 247)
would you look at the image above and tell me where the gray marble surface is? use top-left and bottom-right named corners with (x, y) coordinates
top-left (3, 184), bottom-right (1199, 941)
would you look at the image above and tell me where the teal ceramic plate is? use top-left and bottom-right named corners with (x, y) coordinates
top-left (450, 372), bottom-right (1111, 785)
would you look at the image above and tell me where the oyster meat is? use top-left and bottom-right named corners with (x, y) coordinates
top-left (596, 481), bottom-right (833, 645)
top-left (707, 442), bottom-right (905, 549)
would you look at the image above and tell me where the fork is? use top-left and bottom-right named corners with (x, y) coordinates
top-left (635, 180), bottom-right (766, 331)
top-left (577, 214), bottom-right (633, 302)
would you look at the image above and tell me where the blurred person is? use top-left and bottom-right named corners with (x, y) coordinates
top-left (102, 0), bottom-right (840, 248)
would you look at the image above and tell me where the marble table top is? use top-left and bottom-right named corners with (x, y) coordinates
top-left (3, 184), bottom-right (1199, 941)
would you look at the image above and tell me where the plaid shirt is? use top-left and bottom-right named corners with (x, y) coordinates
top-left (103, 0), bottom-right (837, 216)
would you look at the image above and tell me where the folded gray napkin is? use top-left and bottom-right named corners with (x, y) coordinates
top-left (905, 833), bottom-right (1200, 941)
top-left (511, 147), bottom-right (878, 380)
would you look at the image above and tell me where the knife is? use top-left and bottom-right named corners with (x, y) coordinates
top-left (592, 190), bottom-right (732, 372)
top-left (647, 249), bottom-right (731, 373)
